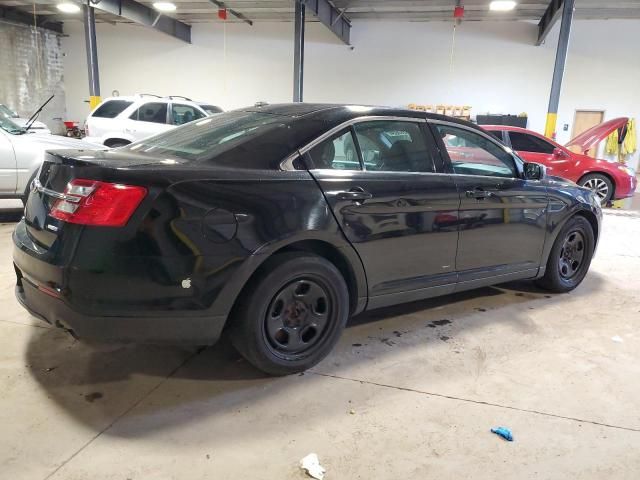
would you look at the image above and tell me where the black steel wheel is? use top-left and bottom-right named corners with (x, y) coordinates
top-left (558, 230), bottom-right (586, 280)
top-left (264, 277), bottom-right (335, 359)
top-left (230, 252), bottom-right (349, 375)
top-left (537, 215), bottom-right (595, 293)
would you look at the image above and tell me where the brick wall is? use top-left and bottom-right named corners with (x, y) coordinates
top-left (0, 21), bottom-right (67, 134)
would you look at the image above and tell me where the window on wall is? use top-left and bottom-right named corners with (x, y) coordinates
top-left (435, 124), bottom-right (517, 178)
top-left (353, 120), bottom-right (434, 172)
top-left (508, 132), bottom-right (556, 154)
top-left (308, 130), bottom-right (362, 170)
top-left (129, 102), bottom-right (168, 124)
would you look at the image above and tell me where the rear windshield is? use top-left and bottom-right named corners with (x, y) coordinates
top-left (199, 104), bottom-right (223, 115)
top-left (91, 100), bottom-right (133, 118)
top-left (125, 111), bottom-right (289, 161)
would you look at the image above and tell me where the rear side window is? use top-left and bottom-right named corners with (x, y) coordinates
top-left (354, 120), bottom-right (434, 172)
top-left (171, 104), bottom-right (206, 125)
top-left (129, 102), bottom-right (168, 124)
top-left (91, 100), bottom-right (133, 118)
top-left (308, 130), bottom-right (361, 170)
top-left (509, 132), bottom-right (556, 154)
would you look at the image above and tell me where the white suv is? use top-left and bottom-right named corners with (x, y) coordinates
top-left (84, 95), bottom-right (223, 147)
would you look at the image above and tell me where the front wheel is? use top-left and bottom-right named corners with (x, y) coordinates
top-left (229, 252), bottom-right (349, 376)
top-left (579, 173), bottom-right (613, 205)
top-left (537, 215), bottom-right (595, 293)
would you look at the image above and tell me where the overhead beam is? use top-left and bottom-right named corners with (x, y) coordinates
top-left (89, 0), bottom-right (191, 43)
top-left (302, 0), bottom-right (351, 45)
top-left (537, 0), bottom-right (563, 46)
top-left (0, 6), bottom-right (63, 34)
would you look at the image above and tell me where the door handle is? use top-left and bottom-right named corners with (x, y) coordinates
top-left (336, 187), bottom-right (373, 202)
top-left (465, 188), bottom-right (495, 200)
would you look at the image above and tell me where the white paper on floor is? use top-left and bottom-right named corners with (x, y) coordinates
top-left (300, 453), bottom-right (326, 480)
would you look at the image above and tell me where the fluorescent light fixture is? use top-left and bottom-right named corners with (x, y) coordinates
top-left (153, 2), bottom-right (177, 12)
top-left (490, 1), bottom-right (517, 11)
top-left (56, 2), bottom-right (81, 13)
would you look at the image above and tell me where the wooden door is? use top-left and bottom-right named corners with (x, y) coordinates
top-left (571, 110), bottom-right (604, 156)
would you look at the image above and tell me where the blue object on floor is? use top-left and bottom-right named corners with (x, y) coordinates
top-left (491, 427), bottom-right (513, 441)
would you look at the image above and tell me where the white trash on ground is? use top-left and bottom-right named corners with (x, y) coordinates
top-left (300, 453), bottom-right (326, 480)
top-left (612, 335), bottom-right (624, 343)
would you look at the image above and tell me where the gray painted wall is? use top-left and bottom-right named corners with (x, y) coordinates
top-left (0, 22), bottom-right (66, 134)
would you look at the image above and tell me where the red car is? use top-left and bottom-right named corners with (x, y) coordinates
top-left (485, 118), bottom-right (637, 205)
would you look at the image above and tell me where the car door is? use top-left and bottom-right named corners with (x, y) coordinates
top-left (307, 117), bottom-right (460, 308)
top-left (126, 102), bottom-right (173, 141)
top-left (0, 130), bottom-right (17, 194)
top-left (505, 130), bottom-right (573, 179)
top-left (431, 121), bottom-right (548, 288)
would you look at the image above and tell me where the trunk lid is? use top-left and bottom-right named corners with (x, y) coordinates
top-left (23, 149), bottom-right (175, 249)
top-left (565, 117), bottom-right (629, 155)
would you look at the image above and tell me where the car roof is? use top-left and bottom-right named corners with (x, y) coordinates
top-left (239, 103), bottom-right (486, 130)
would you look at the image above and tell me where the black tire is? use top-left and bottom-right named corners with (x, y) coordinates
top-left (229, 252), bottom-right (349, 376)
top-left (536, 215), bottom-right (595, 293)
top-left (578, 173), bottom-right (613, 205)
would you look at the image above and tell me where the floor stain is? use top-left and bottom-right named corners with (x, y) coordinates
top-left (84, 392), bottom-right (104, 403)
top-left (428, 319), bottom-right (452, 328)
top-left (439, 336), bottom-right (450, 342)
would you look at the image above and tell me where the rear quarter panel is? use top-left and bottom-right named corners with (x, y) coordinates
top-left (62, 168), bottom-right (364, 319)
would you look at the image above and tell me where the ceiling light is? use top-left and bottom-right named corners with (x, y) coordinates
top-left (56, 2), bottom-right (81, 13)
top-left (153, 2), bottom-right (177, 12)
top-left (490, 1), bottom-right (517, 11)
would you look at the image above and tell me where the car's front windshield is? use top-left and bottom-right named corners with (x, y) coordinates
top-left (0, 115), bottom-right (25, 135)
top-left (0, 105), bottom-right (19, 119)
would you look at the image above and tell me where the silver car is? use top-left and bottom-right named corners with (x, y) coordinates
top-left (0, 116), bottom-right (104, 203)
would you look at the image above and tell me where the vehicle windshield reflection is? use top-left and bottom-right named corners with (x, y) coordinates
top-left (0, 115), bottom-right (25, 135)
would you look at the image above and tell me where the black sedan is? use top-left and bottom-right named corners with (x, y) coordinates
top-left (13, 104), bottom-right (602, 375)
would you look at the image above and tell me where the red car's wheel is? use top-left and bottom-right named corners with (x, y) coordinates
top-left (579, 173), bottom-right (613, 205)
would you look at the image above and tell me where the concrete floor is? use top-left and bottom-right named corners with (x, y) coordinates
top-left (1, 201), bottom-right (640, 480)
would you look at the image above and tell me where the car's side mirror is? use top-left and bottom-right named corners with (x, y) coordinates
top-left (524, 162), bottom-right (546, 181)
top-left (553, 147), bottom-right (568, 158)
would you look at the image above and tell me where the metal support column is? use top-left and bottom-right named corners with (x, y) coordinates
top-left (293, 0), bottom-right (305, 103)
top-left (83, 1), bottom-right (101, 110)
top-left (544, 0), bottom-right (574, 139)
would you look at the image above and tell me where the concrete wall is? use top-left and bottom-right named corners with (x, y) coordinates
top-left (0, 22), bottom-right (66, 134)
top-left (61, 18), bottom-right (640, 168)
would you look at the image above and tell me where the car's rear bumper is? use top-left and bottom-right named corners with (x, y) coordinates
top-left (14, 270), bottom-right (226, 344)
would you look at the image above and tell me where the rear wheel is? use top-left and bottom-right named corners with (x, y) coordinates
top-left (537, 215), bottom-right (595, 293)
top-left (230, 252), bottom-right (349, 376)
top-left (578, 173), bottom-right (613, 205)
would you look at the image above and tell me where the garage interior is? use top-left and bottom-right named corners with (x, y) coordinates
top-left (2, 1), bottom-right (640, 479)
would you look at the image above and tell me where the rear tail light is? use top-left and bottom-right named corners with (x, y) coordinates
top-left (50, 179), bottom-right (147, 227)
